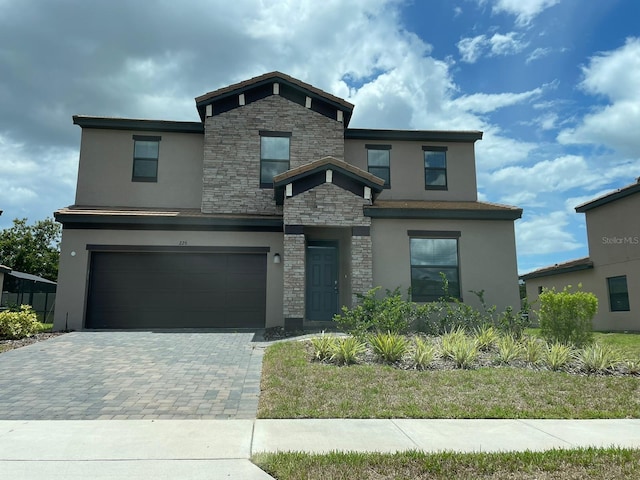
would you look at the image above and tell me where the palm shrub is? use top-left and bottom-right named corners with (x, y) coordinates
top-left (369, 331), bottom-right (408, 363)
top-left (543, 342), bottom-right (573, 371)
top-left (309, 332), bottom-right (336, 361)
top-left (494, 334), bottom-right (523, 365)
top-left (538, 286), bottom-right (597, 347)
top-left (576, 343), bottom-right (619, 373)
top-left (330, 336), bottom-right (367, 365)
top-left (0, 305), bottom-right (40, 339)
top-left (412, 337), bottom-right (437, 370)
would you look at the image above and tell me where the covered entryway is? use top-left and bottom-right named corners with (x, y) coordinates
top-left (86, 249), bottom-right (267, 329)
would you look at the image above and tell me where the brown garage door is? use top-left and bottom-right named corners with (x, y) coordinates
top-left (86, 251), bottom-right (267, 329)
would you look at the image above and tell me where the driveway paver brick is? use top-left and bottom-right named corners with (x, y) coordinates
top-left (0, 331), bottom-right (265, 420)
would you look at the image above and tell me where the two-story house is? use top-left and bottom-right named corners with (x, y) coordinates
top-left (522, 180), bottom-right (639, 331)
top-left (53, 72), bottom-right (522, 331)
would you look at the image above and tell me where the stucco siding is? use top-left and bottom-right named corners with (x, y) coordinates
top-left (75, 129), bottom-right (204, 208)
top-left (344, 139), bottom-right (478, 201)
top-left (54, 229), bottom-right (284, 331)
top-left (371, 218), bottom-right (520, 313)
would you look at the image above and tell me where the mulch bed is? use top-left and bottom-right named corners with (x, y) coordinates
top-left (0, 332), bottom-right (67, 353)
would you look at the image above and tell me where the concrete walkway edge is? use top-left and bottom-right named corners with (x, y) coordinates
top-left (1, 419), bottom-right (640, 479)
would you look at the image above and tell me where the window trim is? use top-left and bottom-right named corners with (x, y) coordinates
top-left (607, 275), bottom-right (630, 312)
top-left (365, 144), bottom-right (391, 188)
top-left (260, 131), bottom-right (291, 188)
top-left (132, 135), bottom-right (161, 183)
top-left (423, 146), bottom-right (448, 191)
top-left (408, 231), bottom-right (461, 302)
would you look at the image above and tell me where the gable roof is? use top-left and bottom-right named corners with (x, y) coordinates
top-left (273, 156), bottom-right (384, 205)
top-left (195, 71), bottom-right (354, 125)
top-left (519, 257), bottom-right (594, 280)
top-left (575, 178), bottom-right (640, 212)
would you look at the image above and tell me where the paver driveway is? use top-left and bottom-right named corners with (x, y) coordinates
top-left (0, 331), bottom-right (265, 420)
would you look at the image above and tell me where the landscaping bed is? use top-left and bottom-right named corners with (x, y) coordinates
top-left (0, 332), bottom-right (65, 353)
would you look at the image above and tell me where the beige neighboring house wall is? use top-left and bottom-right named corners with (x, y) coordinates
top-left (522, 181), bottom-right (640, 332)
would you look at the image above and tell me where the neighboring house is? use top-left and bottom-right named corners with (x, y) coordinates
top-left (0, 264), bottom-right (9, 308)
top-left (521, 180), bottom-right (640, 331)
top-left (53, 72), bottom-right (522, 331)
top-left (0, 267), bottom-right (57, 322)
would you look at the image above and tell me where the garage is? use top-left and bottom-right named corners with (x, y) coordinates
top-left (85, 249), bottom-right (267, 329)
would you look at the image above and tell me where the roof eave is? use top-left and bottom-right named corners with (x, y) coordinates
top-left (575, 182), bottom-right (640, 212)
top-left (72, 116), bottom-right (204, 134)
top-left (364, 207), bottom-right (522, 221)
top-left (345, 129), bottom-right (483, 143)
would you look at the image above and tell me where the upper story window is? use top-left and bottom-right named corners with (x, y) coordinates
top-left (260, 131), bottom-right (291, 188)
top-left (409, 232), bottom-right (461, 302)
top-left (423, 146), bottom-right (447, 190)
top-left (366, 144), bottom-right (391, 188)
top-left (607, 275), bottom-right (630, 312)
top-left (132, 135), bottom-right (161, 182)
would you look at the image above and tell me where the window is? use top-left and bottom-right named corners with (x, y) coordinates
top-left (607, 276), bottom-right (630, 311)
top-left (423, 146), bottom-right (447, 190)
top-left (410, 234), bottom-right (460, 301)
top-left (366, 144), bottom-right (391, 187)
top-left (132, 135), bottom-right (160, 182)
top-left (260, 131), bottom-right (290, 187)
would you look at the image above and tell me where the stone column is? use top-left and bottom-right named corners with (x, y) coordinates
top-left (350, 234), bottom-right (373, 306)
top-left (283, 233), bottom-right (305, 329)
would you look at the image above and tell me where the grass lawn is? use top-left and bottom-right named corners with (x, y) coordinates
top-left (253, 447), bottom-right (640, 480)
top-left (258, 341), bottom-right (640, 419)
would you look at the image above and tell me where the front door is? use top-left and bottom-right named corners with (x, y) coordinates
top-left (306, 242), bottom-right (339, 321)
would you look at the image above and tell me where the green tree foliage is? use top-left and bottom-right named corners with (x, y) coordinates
top-left (538, 285), bottom-right (598, 347)
top-left (0, 218), bottom-right (61, 281)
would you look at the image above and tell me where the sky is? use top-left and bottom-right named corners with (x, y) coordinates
top-left (1, 0), bottom-right (639, 275)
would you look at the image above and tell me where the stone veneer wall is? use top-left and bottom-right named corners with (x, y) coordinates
top-left (202, 95), bottom-right (345, 215)
top-left (283, 182), bottom-right (373, 321)
top-left (283, 183), bottom-right (371, 227)
top-left (350, 235), bottom-right (373, 305)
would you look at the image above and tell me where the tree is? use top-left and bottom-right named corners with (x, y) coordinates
top-left (0, 218), bottom-right (61, 281)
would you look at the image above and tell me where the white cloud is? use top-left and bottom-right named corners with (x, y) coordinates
top-left (526, 47), bottom-right (551, 63)
top-left (491, 0), bottom-right (560, 26)
top-left (457, 35), bottom-right (486, 63)
top-left (452, 87), bottom-right (542, 114)
top-left (457, 32), bottom-right (526, 63)
top-left (516, 211), bottom-right (582, 255)
top-left (558, 37), bottom-right (640, 157)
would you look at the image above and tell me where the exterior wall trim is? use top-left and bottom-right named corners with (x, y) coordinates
top-left (365, 207), bottom-right (522, 221)
top-left (86, 244), bottom-right (270, 253)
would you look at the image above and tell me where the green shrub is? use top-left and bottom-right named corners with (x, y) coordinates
top-left (441, 328), bottom-right (477, 368)
top-left (330, 336), bottom-right (367, 365)
top-left (495, 334), bottom-right (523, 365)
top-left (538, 286), bottom-right (597, 347)
top-left (309, 332), bottom-right (337, 361)
top-left (576, 344), bottom-right (619, 373)
top-left (0, 305), bottom-right (40, 339)
top-left (543, 342), bottom-right (573, 371)
top-left (474, 324), bottom-right (498, 351)
top-left (369, 331), bottom-right (408, 363)
top-left (522, 336), bottom-right (545, 365)
top-left (412, 337), bottom-right (437, 370)
top-left (496, 304), bottom-right (531, 339)
top-left (333, 287), bottom-right (413, 337)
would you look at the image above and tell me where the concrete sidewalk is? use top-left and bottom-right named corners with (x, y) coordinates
top-left (1, 419), bottom-right (639, 479)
